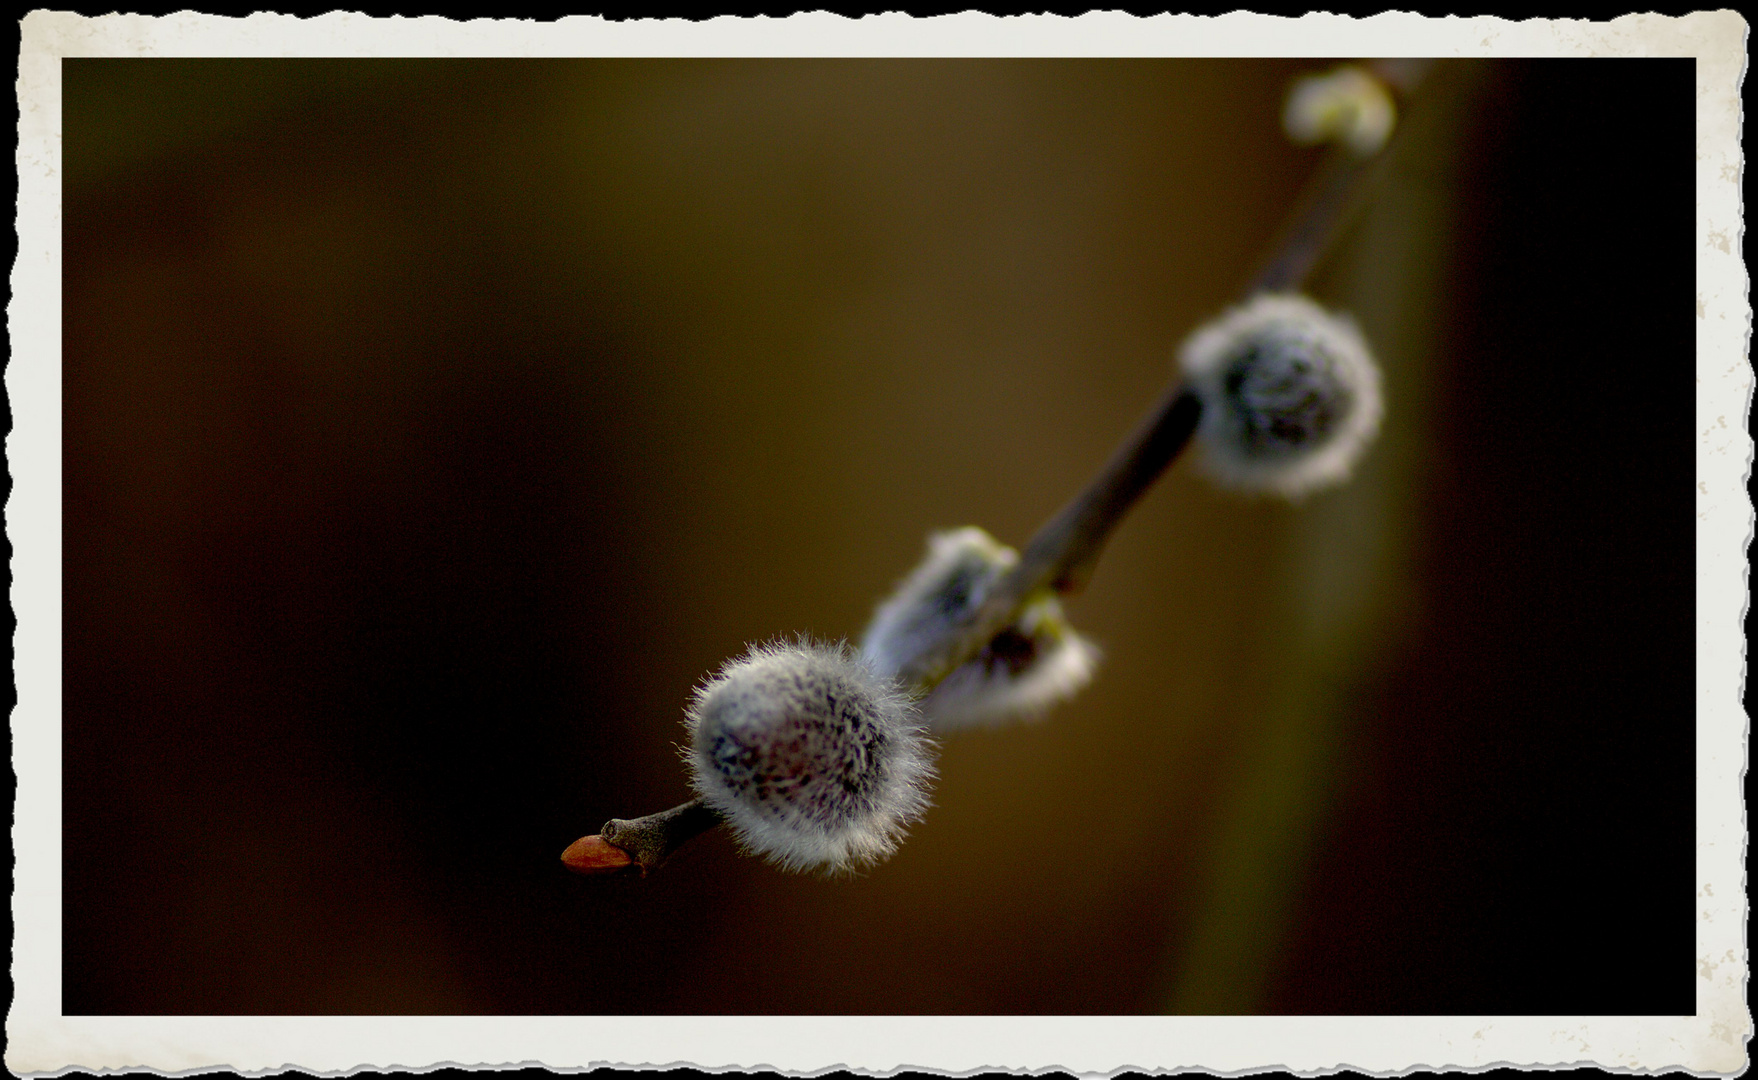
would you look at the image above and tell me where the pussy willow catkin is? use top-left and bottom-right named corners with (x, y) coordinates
top-left (685, 639), bottom-right (935, 872)
top-left (1179, 292), bottom-right (1384, 499)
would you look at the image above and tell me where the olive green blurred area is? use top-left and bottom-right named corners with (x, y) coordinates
top-left (62, 59), bottom-right (1694, 1015)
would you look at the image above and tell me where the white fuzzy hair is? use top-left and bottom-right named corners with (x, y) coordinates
top-left (1179, 292), bottom-right (1384, 499)
top-left (861, 528), bottom-right (1099, 732)
top-left (685, 639), bottom-right (935, 873)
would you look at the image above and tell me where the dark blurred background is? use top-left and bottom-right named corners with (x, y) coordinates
top-left (62, 59), bottom-right (1693, 1015)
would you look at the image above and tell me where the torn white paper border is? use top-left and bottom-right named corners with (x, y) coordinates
top-left (9, 9), bottom-right (1749, 1076)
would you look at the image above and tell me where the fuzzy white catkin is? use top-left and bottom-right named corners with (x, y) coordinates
top-left (861, 527), bottom-right (1098, 732)
top-left (1179, 293), bottom-right (1384, 499)
top-left (685, 639), bottom-right (934, 872)
top-left (1283, 64), bottom-right (1397, 156)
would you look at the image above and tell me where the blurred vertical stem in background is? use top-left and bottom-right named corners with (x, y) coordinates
top-left (1160, 61), bottom-right (1483, 1013)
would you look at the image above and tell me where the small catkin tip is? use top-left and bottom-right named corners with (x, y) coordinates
top-left (685, 639), bottom-right (934, 873)
top-left (861, 528), bottom-right (1099, 732)
top-left (1179, 293), bottom-right (1384, 499)
top-left (1282, 64), bottom-right (1397, 156)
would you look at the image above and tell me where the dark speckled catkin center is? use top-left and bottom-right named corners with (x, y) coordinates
top-left (697, 663), bottom-right (888, 831)
top-left (1222, 329), bottom-right (1353, 458)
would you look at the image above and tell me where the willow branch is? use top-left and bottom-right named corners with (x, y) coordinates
top-left (565, 60), bottom-right (1438, 877)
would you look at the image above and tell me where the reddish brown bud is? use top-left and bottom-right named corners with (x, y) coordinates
top-left (560, 834), bottom-right (636, 875)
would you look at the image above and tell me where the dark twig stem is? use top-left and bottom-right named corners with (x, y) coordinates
top-left (565, 60), bottom-right (1437, 877)
top-left (1248, 147), bottom-right (1374, 296)
top-left (895, 386), bottom-right (1203, 688)
top-left (562, 799), bottom-right (723, 875)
